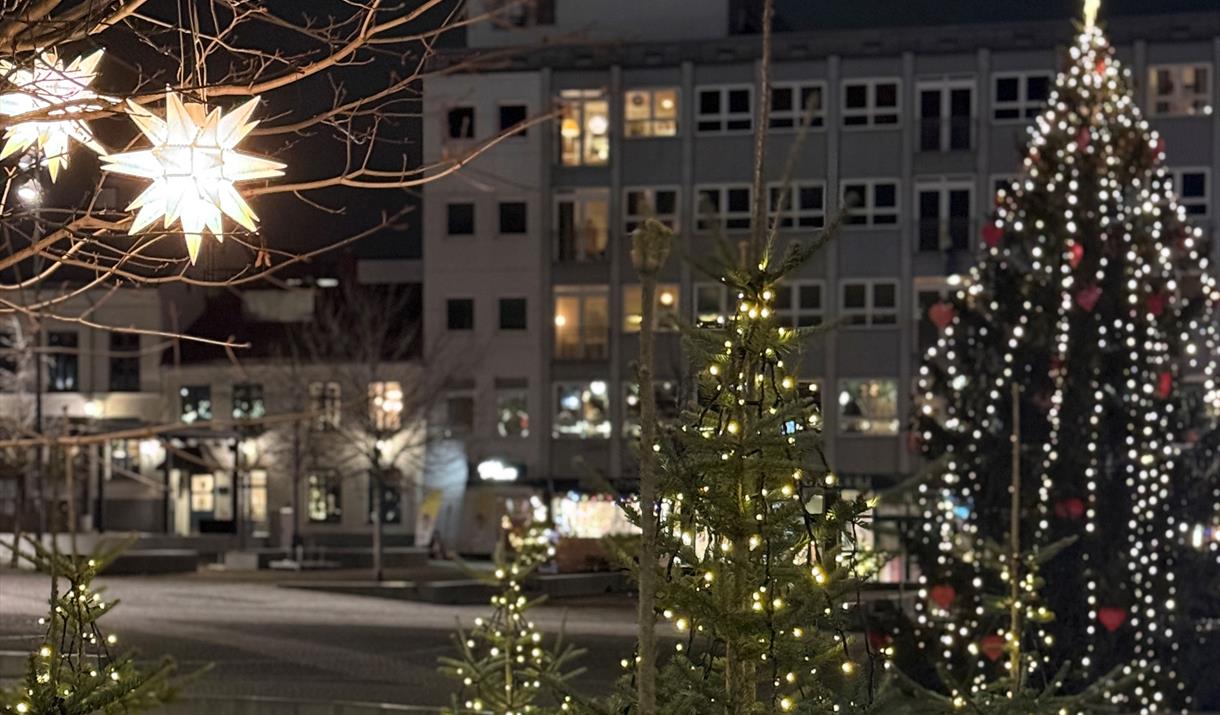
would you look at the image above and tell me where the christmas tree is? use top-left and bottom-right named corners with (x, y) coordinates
top-left (907, 4), bottom-right (1219, 713)
top-left (612, 225), bottom-right (886, 713)
top-left (0, 538), bottom-right (177, 714)
top-left (439, 513), bottom-right (584, 715)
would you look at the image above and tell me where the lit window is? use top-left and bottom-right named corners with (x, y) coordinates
top-left (109, 438), bottom-right (140, 474)
top-left (838, 378), bottom-right (900, 435)
top-left (232, 383), bottom-right (266, 420)
top-left (624, 187), bottom-right (679, 234)
top-left (696, 85), bottom-right (752, 134)
top-left (623, 381), bottom-right (681, 437)
top-left (553, 286), bottom-right (609, 360)
top-left (308, 471), bottom-right (342, 523)
top-left (190, 474), bottom-right (215, 512)
top-left (623, 283), bottom-right (680, 333)
top-left (555, 188), bottom-right (609, 261)
top-left (495, 382), bottom-right (530, 438)
top-left (559, 89), bottom-right (609, 166)
top-left (47, 331), bottom-right (78, 393)
top-left (446, 106), bottom-right (474, 139)
top-left (841, 280), bottom-right (898, 326)
top-left (768, 182), bottom-right (825, 229)
top-left (1166, 168), bottom-right (1210, 218)
top-left (696, 184), bottom-right (751, 231)
top-left (369, 381), bottom-right (403, 431)
top-left (842, 79), bottom-right (899, 127)
top-left (796, 380), bottom-right (823, 412)
top-left (770, 82), bottom-right (825, 129)
top-left (916, 180), bottom-right (972, 251)
top-left (553, 381), bottom-right (611, 439)
top-left (841, 180), bottom-right (899, 226)
top-left (693, 282), bottom-right (729, 328)
top-left (309, 381), bottom-right (341, 431)
top-left (180, 385), bottom-right (212, 423)
top-left (774, 281), bottom-right (824, 328)
top-left (624, 88), bottom-right (679, 137)
top-left (1148, 64), bottom-right (1212, 117)
top-left (992, 72), bottom-right (1050, 121)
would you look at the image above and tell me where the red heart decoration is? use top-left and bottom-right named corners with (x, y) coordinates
top-left (980, 634), bottom-right (1005, 662)
top-left (1069, 242), bottom-right (1084, 268)
top-left (1157, 372), bottom-right (1172, 399)
top-left (982, 223), bottom-right (1004, 249)
top-left (867, 630), bottom-right (892, 651)
top-left (928, 302), bottom-right (956, 331)
top-left (1146, 292), bottom-right (1165, 317)
top-left (1099, 607), bottom-right (1127, 632)
top-left (1076, 127), bottom-right (1090, 148)
top-left (930, 584), bottom-right (957, 609)
top-left (1054, 497), bottom-right (1085, 520)
top-left (1095, 59), bottom-right (1107, 75)
top-left (1075, 284), bottom-right (1102, 312)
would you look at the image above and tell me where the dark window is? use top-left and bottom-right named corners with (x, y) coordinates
top-left (699, 90), bottom-right (720, 115)
top-left (180, 385), bottom-right (212, 423)
top-left (447, 394), bottom-right (475, 433)
top-left (1026, 75), bottom-right (1050, 102)
top-left (499, 104), bottom-right (528, 136)
top-left (845, 84), bottom-right (867, 108)
top-left (447, 203), bottom-right (475, 235)
top-left (47, 331), bottom-right (78, 392)
top-left (447, 106), bottom-right (474, 139)
top-left (368, 483), bottom-right (401, 524)
top-left (447, 298), bottom-right (474, 331)
top-left (232, 383), bottom-right (266, 420)
top-left (995, 77), bottom-right (1019, 103)
top-left (499, 202), bottom-right (528, 234)
top-left (499, 298), bottom-right (528, 330)
top-left (108, 332), bottom-right (141, 392)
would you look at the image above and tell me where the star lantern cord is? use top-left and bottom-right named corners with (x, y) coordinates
top-left (101, 91), bottom-right (286, 264)
top-left (0, 49), bottom-right (106, 181)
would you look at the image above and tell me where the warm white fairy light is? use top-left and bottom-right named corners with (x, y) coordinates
top-left (101, 91), bottom-right (285, 264)
top-left (0, 49), bottom-right (106, 181)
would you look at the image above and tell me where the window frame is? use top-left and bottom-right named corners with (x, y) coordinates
top-left (623, 186), bottom-right (680, 235)
top-left (695, 183), bottom-right (752, 232)
top-left (446, 105), bottom-right (475, 140)
top-left (231, 382), bottom-right (266, 421)
top-left (46, 330), bottom-right (79, 393)
top-left (695, 84), bottom-right (754, 135)
top-left (913, 275), bottom-right (957, 356)
top-left (693, 282), bottom-right (729, 328)
top-left (180, 384), bottom-right (213, 423)
top-left (108, 331), bottom-right (141, 393)
top-left (368, 381), bottom-right (404, 431)
top-left (767, 180), bottom-right (826, 229)
top-left (446, 201), bottom-right (476, 237)
top-left (498, 297), bottom-right (529, 332)
top-left (915, 78), bottom-right (975, 152)
top-left (558, 89), bottom-right (610, 167)
top-left (554, 187), bottom-right (610, 262)
top-left (495, 384), bottom-right (530, 438)
top-left (914, 177), bottom-right (974, 252)
top-left (840, 178), bottom-right (900, 227)
top-left (445, 389), bottom-right (476, 435)
top-left (622, 283), bottom-right (680, 333)
top-left (552, 380), bottom-right (612, 439)
top-left (769, 80), bottom-right (826, 131)
top-left (446, 297), bottom-right (475, 331)
top-left (623, 86), bottom-right (680, 138)
top-left (307, 470), bottom-right (343, 524)
top-left (836, 377), bottom-right (901, 436)
top-left (840, 279), bottom-right (900, 327)
top-left (553, 286), bottom-right (610, 361)
top-left (622, 380), bottom-right (682, 438)
top-left (497, 200), bottom-right (529, 235)
top-left (991, 71), bottom-right (1052, 123)
top-left (1147, 63), bottom-right (1213, 118)
top-left (774, 279), bottom-right (826, 328)
top-left (498, 102), bottom-right (529, 137)
top-left (309, 380), bottom-right (342, 431)
top-left (840, 77), bottom-right (901, 129)
top-left (1167, 167), bottom-right (1210, 218)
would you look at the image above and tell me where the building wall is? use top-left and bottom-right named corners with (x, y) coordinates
top-left (422, 10), bottom-right (1220, 492)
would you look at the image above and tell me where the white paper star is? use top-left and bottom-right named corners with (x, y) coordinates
top-left (101, 91), bottom-right (285, 264)
top-left (0, 48), bottom-right (106, 181)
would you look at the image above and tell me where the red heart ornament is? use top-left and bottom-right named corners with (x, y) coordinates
top-left (928, 302), bottom-right (956, 331)
top-left (1147, 292), bottom-right (1165, 317)
top-left (980, 634), bottom-right (1005, 662)
top-left (930, 584), bottom-right (957, 609)
top-left (1099, 607), bottom-right (1127, 632)
top-left (1095, 58), bottom-right (1107, 75)
top-left (1157, 372), bottom-right (1173, 399)
top-left (982, 223), bottom-right (1004, 249)
top-left (1076, 127), bottom-right (1090, 148)
top-left (1054, 497), bottom-right (1085, 520)
top-left (1075, 285), bottom-right (1101, 312)
top-left (1069, 242), bottom-right (1084, 268)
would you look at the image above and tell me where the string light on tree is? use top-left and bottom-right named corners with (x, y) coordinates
top-left (0, 49), bottom-right (106, 181)
top-left (101, 91), bottom-right (286, 264)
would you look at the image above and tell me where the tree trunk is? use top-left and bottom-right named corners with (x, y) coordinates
top-left (630, 218), bottom-right (671, 715)
top-left (372, 471), bottom-right (384, 582)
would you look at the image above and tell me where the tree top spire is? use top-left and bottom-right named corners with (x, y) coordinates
top-left (1083, 0), bottom-right (1100, 29)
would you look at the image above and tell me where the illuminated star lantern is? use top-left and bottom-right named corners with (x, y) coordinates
top-left (0, 48), bottom-right (107, 181)
top-left (101, 91), bottom-right (285, 264)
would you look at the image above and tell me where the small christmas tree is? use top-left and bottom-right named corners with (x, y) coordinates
top-left (613, 230), bottom-right (886, 713)
top-left (0, 537), bottom-right (176, 714)
top-left (440, 513), bottom-right (584, 715)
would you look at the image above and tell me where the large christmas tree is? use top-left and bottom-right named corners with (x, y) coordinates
top-left (907, 5), bottom-right (1219, 713)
